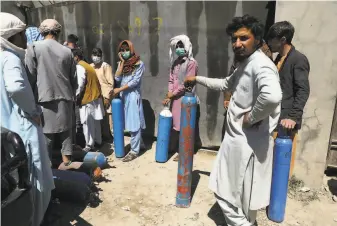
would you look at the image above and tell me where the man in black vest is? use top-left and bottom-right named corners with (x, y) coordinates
top-left (267, 21), bottom-right (310, 177)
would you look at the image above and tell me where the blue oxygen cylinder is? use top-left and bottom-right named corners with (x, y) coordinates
top-left (155, 106), bottom-right (173, 163)
top-left (83, 152), bottom-right (107, 168)
top-left (111, 98), bottom-right (125, 158)
top-left (268, 129), bottom-right (293, 223)
top-left (176, 88), bottom-right (197, 208)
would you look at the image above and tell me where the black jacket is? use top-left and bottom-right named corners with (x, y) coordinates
top-left (275, 46), bottom-right (310, 130)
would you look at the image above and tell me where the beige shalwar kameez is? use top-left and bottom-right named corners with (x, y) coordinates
top-left (196, 50), bottom-right (282, 226)
top-left (90, 62), bottom-right (114, 139)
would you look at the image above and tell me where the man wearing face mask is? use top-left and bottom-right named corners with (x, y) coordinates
top-left (162, 35), bottom-right (201, 161)
top-left (185, 15), bottom-right (282, 225)
top-left (90, 48), bottom-right (115, 143)
top-left (73, 48), bottom-right (105, 152)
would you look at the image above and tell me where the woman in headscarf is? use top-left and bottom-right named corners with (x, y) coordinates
top-left (111, 40), bottom-right (146, 162)
top-left (25, 19), bottom-right (77, 167)
top-left (162, 34), bottom-right (201, 161)
top-left (0, 12), bottom-right (54, 226)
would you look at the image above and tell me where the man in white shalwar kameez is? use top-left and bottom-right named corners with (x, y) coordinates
top-left (185, 15), bottom-right (282, 226)
top-left (72, 48), bottom-right (104, 152)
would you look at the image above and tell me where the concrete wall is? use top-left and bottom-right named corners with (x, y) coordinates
top-left (276, 1), bottom-right (337, 188)
top-left (1, 1), bottom-right (27, 22)
top-left (28, 1), bottom-right (271, 147)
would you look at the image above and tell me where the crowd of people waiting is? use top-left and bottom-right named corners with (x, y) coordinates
top-left (1, 11), bottom-right (309, 226)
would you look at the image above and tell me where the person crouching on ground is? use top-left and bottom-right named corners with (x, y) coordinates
top-left (72, 48), bottom-right (105, 152)
top-left (110, 40), bottom-right (146, 162)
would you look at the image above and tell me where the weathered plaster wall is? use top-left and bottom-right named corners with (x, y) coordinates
top-left (28, 1), bottom-right (271, 147)
top-left (276, 1), bottom-right (337, 188)
top-left (1, 1), bottom-right (26, 22)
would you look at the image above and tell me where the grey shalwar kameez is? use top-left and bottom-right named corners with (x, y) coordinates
top-left (26, 39), bottom-right (77, 156)
top-left (196, 50), bottom-right (282, 225)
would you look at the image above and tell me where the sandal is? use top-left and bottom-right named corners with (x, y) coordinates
top-left (122, 152), bottom-right (138, 162)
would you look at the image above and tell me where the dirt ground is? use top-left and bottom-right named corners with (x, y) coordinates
top-left (68, 138), bottom-right (337, 226)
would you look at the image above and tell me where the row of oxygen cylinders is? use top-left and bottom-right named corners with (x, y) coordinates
top-left (110, 89), bottom-right (293, 223)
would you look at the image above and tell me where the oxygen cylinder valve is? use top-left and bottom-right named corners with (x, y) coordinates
top-left (184, 81), bottom-right (194, 93)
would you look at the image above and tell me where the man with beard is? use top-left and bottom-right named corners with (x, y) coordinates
top-left (222, 39), bottom-right (272, 139)
top-left (185, 15), bottom-right (282, 225)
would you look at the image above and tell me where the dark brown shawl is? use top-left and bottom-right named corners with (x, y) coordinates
top-left (118, 40), bottom-right (140, 74)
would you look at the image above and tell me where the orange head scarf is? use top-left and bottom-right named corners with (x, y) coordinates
top-left (118, 40), bottom-right (140, 74)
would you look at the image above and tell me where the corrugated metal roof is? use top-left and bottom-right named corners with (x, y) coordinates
top-left (31, 1), bottom-right (65, 8)
top-left (15, 1), bottom-right (77, 9)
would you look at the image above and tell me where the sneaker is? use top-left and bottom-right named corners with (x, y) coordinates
top-left (122, 152), bottom-right (138, 162)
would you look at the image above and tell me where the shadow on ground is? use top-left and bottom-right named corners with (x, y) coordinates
top-left (327, 178), bottom-right (337, 196)
top-left (208, 202), bottom-right (227, 226)
top-left (98, 142), bottom-right (114, 156)
top-left (191, 170), bottom-right (210, 203)
top-left (42, 200), bottom-right (92, 226)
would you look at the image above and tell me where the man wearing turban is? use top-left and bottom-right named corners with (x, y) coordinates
top-left (0, 12), bottom-right (54, 226)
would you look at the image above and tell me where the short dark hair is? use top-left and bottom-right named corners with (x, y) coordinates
top-left (226, 14), bottom-right (265, 44)
top-left (266, 21), bottom-right (295, 44)
top-left (41, 30), bottom-right (59, 38)
top-left (72, 48), bottom-right (84, 60)
top-left (67, 34), bottom-right (78, 43)
top-left (92, 47), bottom-right (102, 56)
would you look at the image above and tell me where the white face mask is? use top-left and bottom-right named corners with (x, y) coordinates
top-left (92, 56), bottom-right (102, 64)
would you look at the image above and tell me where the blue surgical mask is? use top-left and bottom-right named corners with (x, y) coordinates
top-left (122, 51), bottom-right (131, 60)
top-left (175, 48), bottom-right (185, 57)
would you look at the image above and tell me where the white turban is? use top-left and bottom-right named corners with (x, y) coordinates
top-left (0, 12), bottom-right (26, 59)
top-left (0, 12), bottom-right (26, 39)
top-left (169, 34), bottom-right (194, 65)
top-left (39, 19), bottom-right (62, 34)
